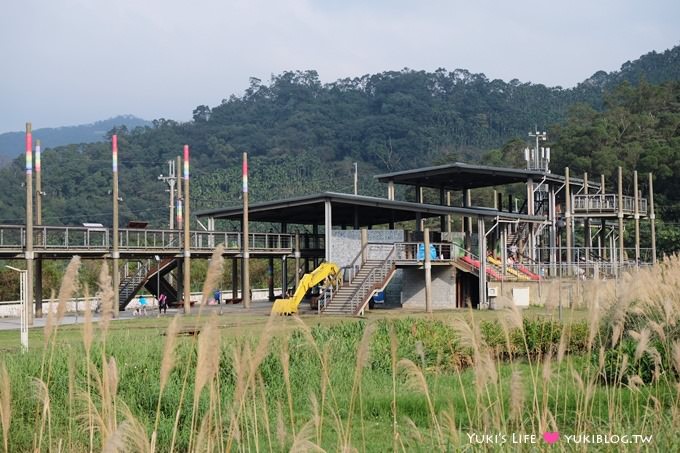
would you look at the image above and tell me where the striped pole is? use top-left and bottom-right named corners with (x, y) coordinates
top-left (176, 155), bottom-right (183, 227)
top-left (25, 123), bottom-right (34, 326)
top-left (112, 135), bottom-right (120, 317)
top-left (243, 152), bottom-right (250, 309)
top-left (183, 145), bottom-right (191, 313)
top-left (35, 139), bottom-right (43, 317)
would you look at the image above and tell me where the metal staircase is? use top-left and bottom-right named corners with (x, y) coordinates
top-left (322, 244), bottom-right (397, 316)
top-left (118, 258), bottom-right (178, 310)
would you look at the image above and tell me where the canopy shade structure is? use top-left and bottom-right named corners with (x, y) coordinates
top-left (374, 162), bottom-right (599, 192)
top-left (196, 192), bottom-right (543, 227)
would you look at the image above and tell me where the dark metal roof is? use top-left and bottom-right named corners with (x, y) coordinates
top-left (374, 162), bottom-right (599, 192)
top-left (196, 192), bottom-right (543, 226)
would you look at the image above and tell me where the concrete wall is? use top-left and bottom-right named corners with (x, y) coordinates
top-left (0, 288), bottom-right (277, 318)
top-left (330, 229), bottom-right (404, 269)
top-left (400, 266), bottom-right (456, 310)
top-left (487, 281), bottom-right (541, 308)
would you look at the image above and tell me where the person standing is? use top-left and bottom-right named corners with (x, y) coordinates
top-left (158, 293), bottom-right (167, 314)
top-left (214, 289), bottom-right (221, 305)
top-left (139, 294), bottom-right (148, 316)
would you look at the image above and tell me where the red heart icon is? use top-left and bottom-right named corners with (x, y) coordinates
top-left (543, 432), bottom-right (560, 444)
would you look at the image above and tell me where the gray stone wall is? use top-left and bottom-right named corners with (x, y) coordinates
top-left (400, 266), bottom-right (456, 310)
top-left (330, 229), bottom-right (404, 268)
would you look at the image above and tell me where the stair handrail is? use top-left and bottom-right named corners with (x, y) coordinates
top-left (118, 261), bottom-right (150, 305)
top-left (342, 244), bottom-right (396, 316)
top-left (342, 242), bottom-right (371, 284)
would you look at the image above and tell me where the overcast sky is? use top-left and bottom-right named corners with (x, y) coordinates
top-left (1, 0), bottom-right (678, 134)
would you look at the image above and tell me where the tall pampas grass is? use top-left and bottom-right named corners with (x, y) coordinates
top-left (151, 315), bottom-right (181, 451)
top-left (397, 358), bottom-right (443, 449)
top-left (188, 315), bottom-right (221, 451)
top-left (98, 262), bottom-right (115, 337)
top-left (200, 244), bottom-right (225, 308)
top-left (342, 322), bottom-right (375, 450)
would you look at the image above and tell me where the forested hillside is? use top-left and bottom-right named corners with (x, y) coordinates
top-left (0, 115), bottom-right (150, 164)
top-left (0, 46), bottom-right (677, 246)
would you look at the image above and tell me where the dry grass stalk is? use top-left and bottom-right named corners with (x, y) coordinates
top-left (97, 262), bottom-right (115, 335)
top-left (627, 374), bottom-right (645, 390)
top-left (160, 315), bottom-right (181, 393)
top-left (189, 316), bottom-right (221, 452)
top-left (343, 323), bottom-right (375, 449)
top-left (634, 328), bottom-right (651, 362)
top-left (0, 362), bottom-right (10, 453)
top-left (108, 403), bottom-right (151, 453)
top-left (57, 256), bottom-right (81, 324)
top-left (280, 336), bottom-right (296, 439)
top-left (290, 418), bottom-right (323, 453)
top-left (194, 315), bottom-right (221, 401)
top-left (505, 302), bottom-right (524, 331)
top-left (587, 299), bottom-right (600, 352)
top-left (100, 356), bottom-right (120, 439)
top-left (509, 369), bottom-right (524, 424)
top-left (672, 341), bottom-right (680, 376)
top-left (200, 244), bottom-right (225, 306)
top-left (34, 377), bottom-right (51, 451)
top-left (397, 359), bottom-right (442, 448)
top-left (82, 286), bottom-right (93, 357)
top-left (43, 288), bottom-right (56, 344)
top-left (276, 401), bottom-right (286, 447)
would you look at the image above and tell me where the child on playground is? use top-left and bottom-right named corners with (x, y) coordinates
top-left (138, 295), bottom-right (148, 316)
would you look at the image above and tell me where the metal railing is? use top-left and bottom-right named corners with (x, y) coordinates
top-left (344, 245), bottom-right (397, 315)
top-left (572, 194), bottom-right (648, 214)
top-left (0, 224), bottom-right (293, 253)
top-left (394, 242), bottom-right (467, 263)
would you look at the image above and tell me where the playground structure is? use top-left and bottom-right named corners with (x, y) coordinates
top-left (271, 262), bottom-right (341, 315)
top-left (3, 125), bottom-right (657, 320)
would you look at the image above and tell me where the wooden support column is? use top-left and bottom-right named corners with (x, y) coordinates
top-left (324, 200), bottom-right (332, 263)
top-left (424, 227), bottom-right (432, 313)
top-left (464, 189), bottom-right (472, 251)
top-left (600, 175), bottom-right (607, 260)
top-left (583, 172), bottom-right (591, 269)
top-left (387, 180), bottom-right (395, 200)
top-left (649, 173), bottom-right (656, 264)
top-left (242, 152), bottom-right (250, 309)
top-left (415, 185), bottom-right (423, 232)
top-left (281, 223), bottom-right (288, 294)
top-left (477, 217), bottom-right (487, 309)
top-left (617, 166), bottom-right (624, 268)
top-left (34, 139), bottom-right (43, 318)
top-left (439, 188), bottom-right (446, 232)
top-left (268, 256), bottom-right (275, 301)
top-left (112, 134), bottom-right (119, 319)
top-left (549, 182), bottom-right (557, 275)
top-left (446, 191), bottom-right (452, 233)
top-left (565, 168), bottom-right (572, 275)
top-left (183, 145), bottom-right (192, 312)
top-left (231, 258), bottom-right (238, 300)
top-left (526, 178), bottom-right (534, 263)
top-left (294, 233), bottom-right (301, 289)
top-left (634, 171), bottom-right (640, 266)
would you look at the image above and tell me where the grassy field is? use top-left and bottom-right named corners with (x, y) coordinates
top-left (0, 254), bottom-right (679, 452)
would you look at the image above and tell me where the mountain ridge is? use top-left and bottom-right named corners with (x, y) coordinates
top-left (0, 115), bottom-right (151, 164)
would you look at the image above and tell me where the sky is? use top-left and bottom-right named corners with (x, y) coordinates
top-left (1, 0), bottom-right (678, 134)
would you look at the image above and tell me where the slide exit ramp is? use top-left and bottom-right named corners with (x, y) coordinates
top-left (272, 262), bottom-right (341, 315)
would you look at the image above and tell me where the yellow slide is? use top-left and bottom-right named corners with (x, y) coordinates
top-left (487, 255), bottom-right (530, 281)
top-left (272, 262), bottom-right (341, 315)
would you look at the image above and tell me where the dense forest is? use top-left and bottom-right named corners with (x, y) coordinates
top-left (0, 46), bottom-right (677, 243)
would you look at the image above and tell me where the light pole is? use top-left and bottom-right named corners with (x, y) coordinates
top-left (6, 265), bottom-right (28, 351)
